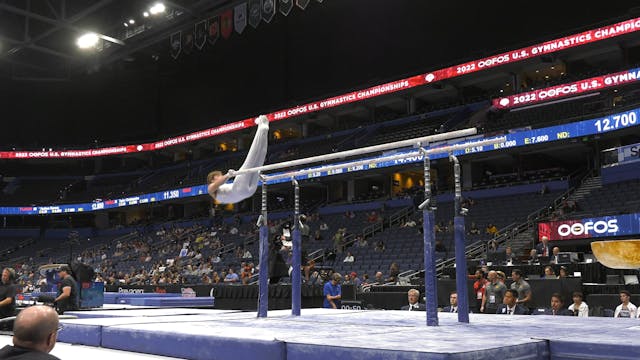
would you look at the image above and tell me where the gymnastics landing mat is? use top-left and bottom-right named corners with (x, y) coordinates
top-left (57, 308), bottom-right (640, 360)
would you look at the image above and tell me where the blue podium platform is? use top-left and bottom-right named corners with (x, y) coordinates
top-left (56, 308), bottom-right (640, 360)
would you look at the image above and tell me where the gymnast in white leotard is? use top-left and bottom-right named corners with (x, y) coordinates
top-left (207, 115), bottom-right (269, 204)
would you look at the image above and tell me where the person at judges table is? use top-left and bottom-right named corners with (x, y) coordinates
top-left (401, 288), bottom-right (425, 311)
top-left (536, 236), bottom-right (553, 259)
top-left (532, 293), bottom-right (572, 316)
top-left (496, 289), bottom-right (528, 315)
top-left (442, 291), bottom-right (459, 313)
top-left (614, 290), bottom-right (637, 318)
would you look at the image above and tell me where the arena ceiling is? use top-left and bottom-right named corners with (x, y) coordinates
top-left (0, 0), bottom-right (238, 80)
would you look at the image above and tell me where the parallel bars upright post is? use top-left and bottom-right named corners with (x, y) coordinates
top-left (450, 154), bottom-right (469, 322)
top-left (419, 148), bottom-right (438, 326)
top-left (291, 178), bottom-right (302, 316)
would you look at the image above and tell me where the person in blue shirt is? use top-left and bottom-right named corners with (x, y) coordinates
top-left (323, 273), bottom-right (342, 309)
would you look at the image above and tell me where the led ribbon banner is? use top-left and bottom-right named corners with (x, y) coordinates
top-left (1, 107), bottom-right (639, 215)
top-left (2, 17), bottom-right (640, 159)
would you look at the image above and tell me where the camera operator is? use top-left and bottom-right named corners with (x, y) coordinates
top-left (53, 266), bottom-right (78, 315)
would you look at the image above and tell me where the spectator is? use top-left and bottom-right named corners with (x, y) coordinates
top-left (551, 246), bottom-right (561, 264)
top-left (319, 222), bottom-right (329, 231)
top-left (0, 305), bottom-right (61, 359)
top-left (373, 271), bottom-right (385, 285)
top-left (242, 249), bottom-right (253, 259)
top-left (323, 273), bottom-right (342, 309)
top-left (343, 252), bottom-right (354, 263)
top-left (374, 240), bottom-right (385, 253)
top-left (568, 291), bottom-right (589, 317)
top-left (350, 272), bottom-right (361, 288)
top-left (543, 266), bottom-right (556, 279)
top-left (224, 268), bottom-right (240, 283)
top-left (401, 288), bottom-right (425, 311)
top-left (614, 290), bottom-right (637, 318)
top-left (527, 249), bottom-right (539, 265)
top-left (387, 262), bottom-right (399, 284)
top-left (504, 246), bottom-right (517, 266)
top-left (485, 223), bottom-right (498, 237)
top-left (468, 222), bottom-right (480, 235)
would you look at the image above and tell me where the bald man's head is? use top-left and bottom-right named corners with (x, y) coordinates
top-left (13, 305), bottom-right (59, 353)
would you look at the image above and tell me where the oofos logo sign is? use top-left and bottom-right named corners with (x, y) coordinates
top-left (557, 220), bottom-right (619, 237)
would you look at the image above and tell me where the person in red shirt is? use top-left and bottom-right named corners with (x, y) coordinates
top-left (472, 269), bottom-right (488, 313)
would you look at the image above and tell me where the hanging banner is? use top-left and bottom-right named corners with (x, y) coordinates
top-left (234, 3), bottom-right (248, 34)
top-left (194, 21), bottom-right (207, 50)
top-left (207, 16), bottom-right (220, 46)
top-left (248, 0), bottom-right (262, 28)
top-left (221, 9), bottom-right (233, 39)
top-left (183, 31), bottom-right (194, 54)
top-left (262, 0), bottom-right (276, 23)
top-left (170, 31), bottom-right (181, 59)
top-left (296, 0), bottom-right (310, 10)
top-left (279, 0), bottom-right (292, 16)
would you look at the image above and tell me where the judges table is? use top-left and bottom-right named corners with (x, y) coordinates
top-left (441, 261), bottom-right (609, 284)
top-left (360, 278), bottom-right (582, 311)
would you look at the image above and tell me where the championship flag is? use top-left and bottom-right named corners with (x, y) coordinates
top-left (170, 31), bottom-right (181, 59)
top-left (248, 0), bottom-right (261, 29)
top-left (279, 0), bottom-right (293, 16)
top-left (296, 0), bottom-right (310, 10)
top-left (183, 31), bottom-right (194, 54)
top-left (221, 9), bottom-right (233, 39)
top-left (234, 3), bottom-right (248, 34)
top-left (194, 21), bottom-right (207, 50)
top-left (262, 0), bottom-right (275, 23)
top-left (207, 16), bottom-right (220, 46)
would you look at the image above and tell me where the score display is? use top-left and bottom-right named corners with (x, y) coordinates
top-left (2, 107), bottom-right (639, 215)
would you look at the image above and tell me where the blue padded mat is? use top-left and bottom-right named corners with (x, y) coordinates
top-left (57, 308), bottom-right (640, 360)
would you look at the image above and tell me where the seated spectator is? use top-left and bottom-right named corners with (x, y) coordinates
top-left (401, 219), bottom-right (416, 228)
top-left (435, 240), bottom-right (447, 253)
top-left (568, 291), bottom-right (589, 317)
top-left (550, 246), bottom-right (561, 264)
top-left (401, 289), bottom-right (425, 311)
top-left (319, 222), bottom-right (329, 231)
top-left (386, 262), bottom-right (400, 284)
top-left (367, 211), bottom-right (380, 223)
top-left (614, 290), bottom-right (637, 318)
top-left (504, 246), bottom-right (517, 266)
top-left (373, 271), bottom-right (385, 285)
top-left (350, 272), bottom-right (361, 288)
top-left (313, 230), bottom-right (323, 241)
top-left (355, 236), bottom-right (368, 248)
top-left (468, 222), bottom-right (480, 235)
top-left (224, 268), bottom-right (240, 283)
top-left (374, 240), bottom-right (385, 252)
top-left (558, 266), bottom-right (568, 278)
top-left (542, 266), bottom-right (556, 279)
top-left (0, 305), bottom-right (61, 359)
top-left (485, 223), bottom-right (498, 237)
top-left (527, 249), bottom-right (539, 265)
top-left (343, 252), bottom-right (354, 263)
top-left (242, 249), bottom-right (253, 259)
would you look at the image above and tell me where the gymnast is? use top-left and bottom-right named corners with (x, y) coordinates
top-left (207, 115), bottom-right (270, 204)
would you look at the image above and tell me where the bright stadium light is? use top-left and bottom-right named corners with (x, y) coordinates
top-left (76, 33), bottom-right (99, 49)
top-left (128, 19), bottom-right (135, 24)
top-left (149, 3), bottom-right (165, 15)
top-left (143, 11), bottom-right (149, 17)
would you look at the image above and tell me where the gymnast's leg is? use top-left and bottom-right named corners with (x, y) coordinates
top-left (207, 115), bottom-right (269, 203)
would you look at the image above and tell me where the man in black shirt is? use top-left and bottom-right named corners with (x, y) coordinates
top-left (0, 268), bottom-right (17, 320)
top-left (53, 266), bottom-right (78, 315)
top-left (0, 305), bottom-right (61, 359)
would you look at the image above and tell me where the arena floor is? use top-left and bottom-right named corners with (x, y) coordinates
top-left (49, 306), bottom-right (640, 360)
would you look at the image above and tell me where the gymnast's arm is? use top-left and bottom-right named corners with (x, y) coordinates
top-left (207, 173), bottom-right (231, 197)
